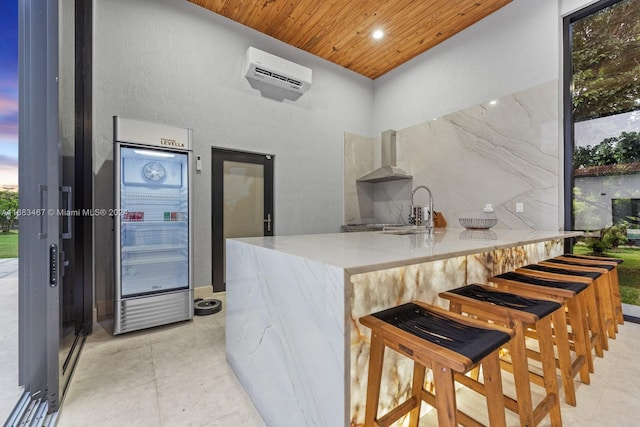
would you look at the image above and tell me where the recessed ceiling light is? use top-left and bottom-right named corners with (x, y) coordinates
top-left (372, 29), bottom-right (384, 40)
top-left (489, 100), bottom-right (498, 105)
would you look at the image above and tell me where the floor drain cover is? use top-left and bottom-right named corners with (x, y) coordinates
top-left (194, 299), bottom-right (222, 316)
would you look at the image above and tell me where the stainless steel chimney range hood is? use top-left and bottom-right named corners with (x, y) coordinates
top-left (357, 129), bottom-right (412, 183)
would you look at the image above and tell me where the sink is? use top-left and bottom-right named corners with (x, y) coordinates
top-left (381, 225), bottom-right (432, 235)
top-left (383, 230), bottom-right (426, 235)
top-left (341, 223), bottom-right (405, 232)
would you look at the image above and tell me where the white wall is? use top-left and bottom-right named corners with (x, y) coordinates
top-left (372, 0), bottom-right (597, 135)
top-left (575, 174), bottom-right (640, 230)
top-left (92, 0), bottom-right (372, 313)
top-left (561, 0), bottom-right (601, 15)
top-left (372, 0), bottom-right (559, 134)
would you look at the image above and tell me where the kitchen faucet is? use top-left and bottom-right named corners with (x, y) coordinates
top-left (411, 185), bottom-right (434, 229)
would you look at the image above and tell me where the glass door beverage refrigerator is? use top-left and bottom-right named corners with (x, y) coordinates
top-left (113, 116), bottom-right (193, 334)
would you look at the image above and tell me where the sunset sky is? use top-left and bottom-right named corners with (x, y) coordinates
top-left (0, 1), bottom-right (18, 186)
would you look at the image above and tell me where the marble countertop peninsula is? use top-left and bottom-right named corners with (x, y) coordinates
top-left (230, 227), bottom-right (583, 274)
top-left (226, 227), bottom-right (582, 426)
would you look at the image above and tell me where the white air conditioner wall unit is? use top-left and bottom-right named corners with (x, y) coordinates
top-left (244, 47), bottom-right (312, 94)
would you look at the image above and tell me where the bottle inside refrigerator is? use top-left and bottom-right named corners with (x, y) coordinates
top-left (113, 117), bottom-right (193, 334)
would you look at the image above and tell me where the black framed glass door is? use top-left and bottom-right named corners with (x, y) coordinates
top-left (212, 149), bottom-right (274, 292)
top-left (564, 0), bottom-right (640, 319)
top-left (17, 0), bottom-right (63, 415)
top-left (7, 1), bottom-right (93, 423)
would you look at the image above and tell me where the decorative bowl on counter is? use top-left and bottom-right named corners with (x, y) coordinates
top-left (459, 217), bottom-right (497, 229)
top-left (458, 211), bottom-right (497, 229)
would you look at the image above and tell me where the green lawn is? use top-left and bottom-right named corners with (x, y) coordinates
top-left (0, 230), bottom-right (18, 258)
top-left (573, 244), bottom-right (640, 306)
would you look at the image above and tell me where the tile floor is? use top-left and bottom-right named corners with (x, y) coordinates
top-left (0, 258), bottom-right (23, 423)
top-left (57, 290), bottom-right (640, 427)
top-left (2, 265), bottom-right (640, 426)
top-left (56, 291), bottom-right (265, 427)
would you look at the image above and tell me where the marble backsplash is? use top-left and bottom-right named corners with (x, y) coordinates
top-left (344, 133), bottom-right (376, 224)
top-left (343, 132), bottom-right (414, 225)
top-left (344, 80), bottom-right (560, 230)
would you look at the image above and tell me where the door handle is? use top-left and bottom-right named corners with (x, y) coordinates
top-left (61, 186), bottom-right (72, 239)
top-left (264, 213), bottom-right (271, 232)
top-left (38, 184), bottom-right (47, 239)
top-left (61, 251), bottom-right (69, 277)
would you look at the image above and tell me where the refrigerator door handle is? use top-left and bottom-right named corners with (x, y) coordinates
top-left (264, 213), bottom-right (271, 233)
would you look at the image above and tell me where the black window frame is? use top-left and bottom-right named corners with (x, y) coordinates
top-left (562, 0), bottom-right (628, 250)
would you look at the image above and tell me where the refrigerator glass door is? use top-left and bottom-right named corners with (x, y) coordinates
top-left (119, 146), bottom-right (189, 297)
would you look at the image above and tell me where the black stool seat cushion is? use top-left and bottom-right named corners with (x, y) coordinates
top-left (563, 253), bottom-right (623, 264)
top-left (522, 264), bottom-right (601, 280)
top-left (549, 258), bottom-right (615, 271)
top-left (448, 284), bottom-right (561, 319)
top-left (495, 271), bottom-right (588, 294)
top-left (372, 302), bottom-right (511, 364)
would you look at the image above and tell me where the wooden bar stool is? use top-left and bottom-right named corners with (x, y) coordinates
top-left (359, 301), bottom-right (514, 427)
top-left (439, 284), bottom-right (563, 426)
top-left (515, 264), bottom-right (607, 357)
top-left (538, 259), bottom-right (617, 342)
top-left (555, 254), bottom-right (624, 325)
top-left (489, 271), bottom-right (593, 396)
top-left (544, 257), bottom-right (619, 334)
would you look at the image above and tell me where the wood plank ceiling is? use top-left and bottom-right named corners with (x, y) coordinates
top-left (188, 0), bottom-right (512, 79)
